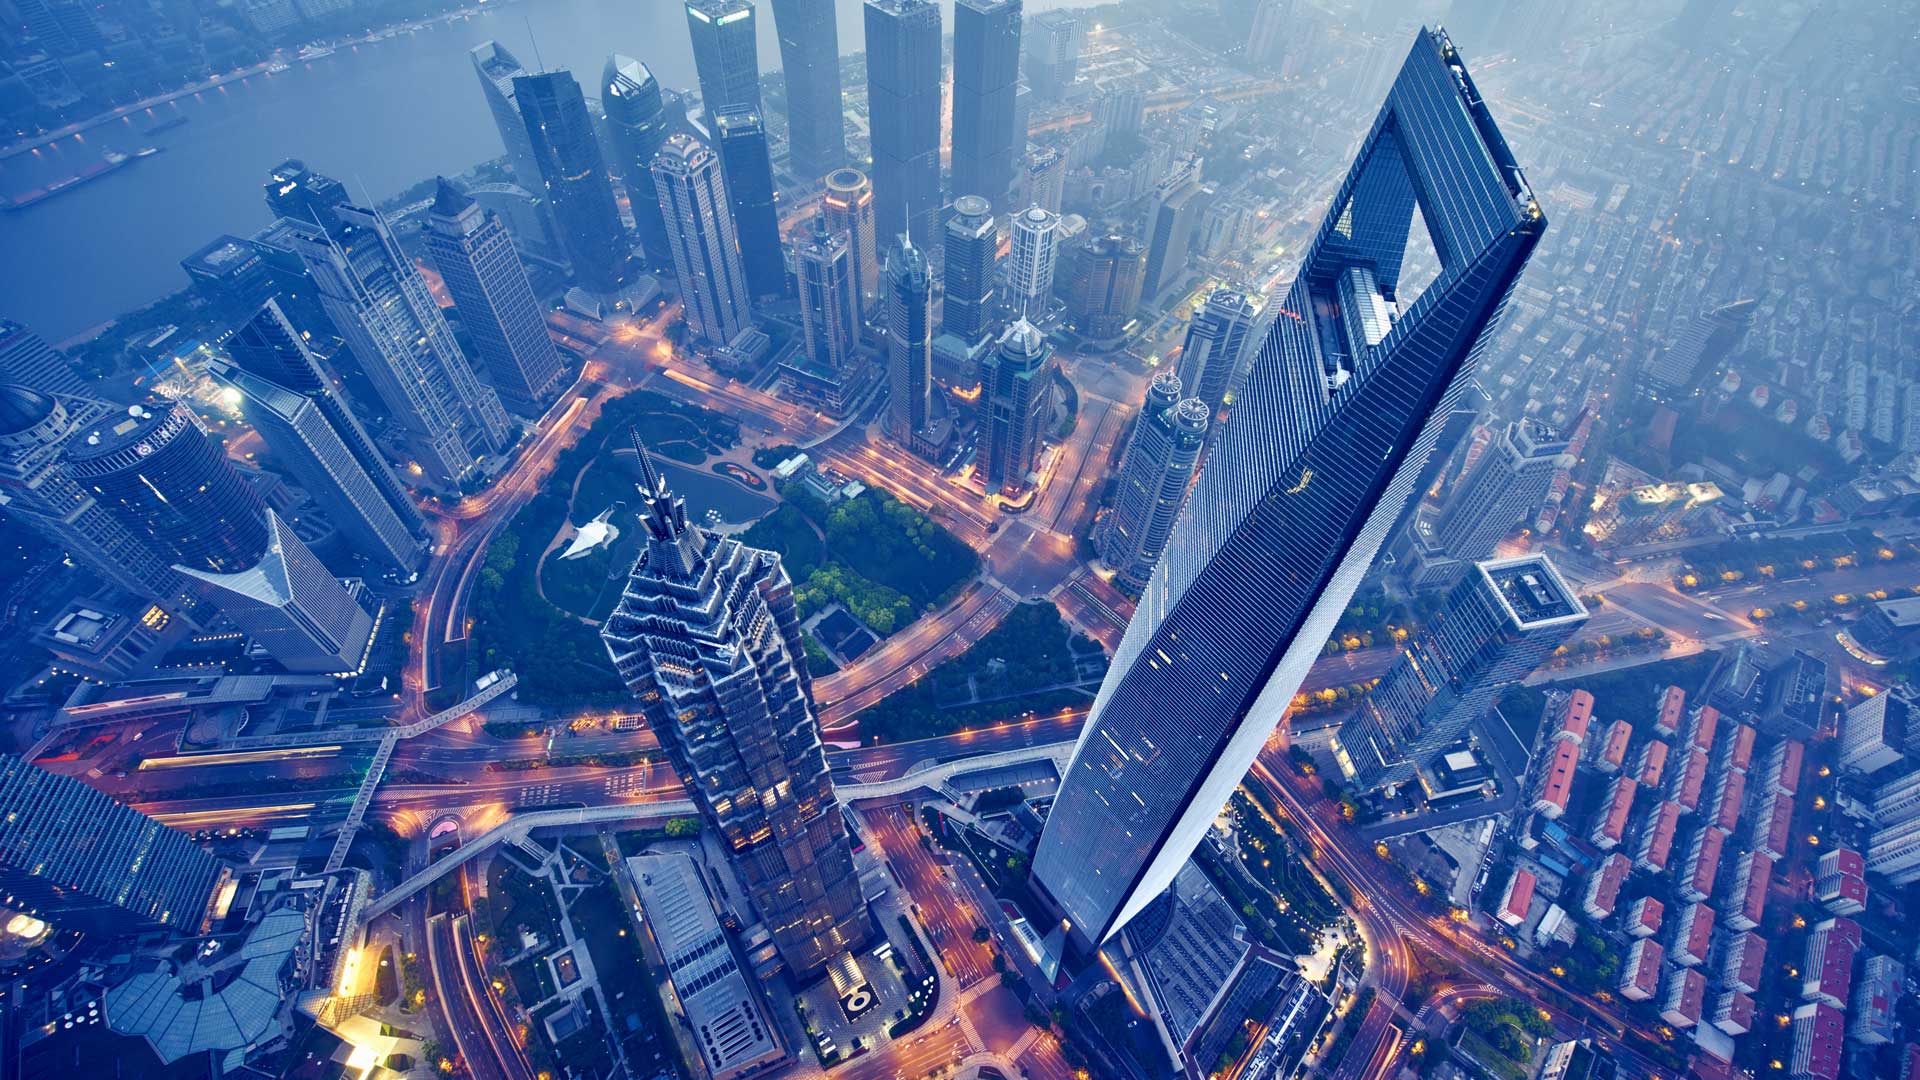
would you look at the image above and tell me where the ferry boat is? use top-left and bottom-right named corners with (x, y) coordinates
top-left (4, 150), bottom-right (131, 210)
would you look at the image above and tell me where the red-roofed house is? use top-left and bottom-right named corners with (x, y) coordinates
top-left (1725, 850), bottom-right (1773, 931)
top-left (1532, 739), bottom-right (1580, 819)
top-left (1670, 746), bottom-right (1709, 812)
top-left (1498, 868), bottom-right (1536, 928)
top-left (1686, 705), bottom-right (1719, 753)
top-left (1711, 989), bottom-right (1755, 1036)
top-left (1671, 901), bottom-right (1715, 966)
top-left (1636, 800), bottom-right (1682, 872)
top-left (1768, 739), bottom-right (1805, 796)
top-left (1720, 931), bottom-right (1768, 994)
top-left (1558, 689), bottom-right (1593, 745)
top-left (1789, 1002), bottom-right (1844, 1080)
top-left (1660, 967), bottom-right (1707, 1028)
top-left (1851, 954), bottom-right (1904, 1046)
top-left (1637, 739), bottom-right (1670, 788)
top-left (1620, 938), bottom-right (1664, 1000)
top-left (1595, 718), bottom-right (1632, 774)
top-left (1754, 790), bottom-right (1794, 860)
top-left (1628, 896), bottom-right (1665, 938)
top-left (1710, 769), bottom-right (1747, 836)
top-left (1656, 685), bottom-right (1686, 736)
top-left (1583, 852), bottom-right (1631, 920)
top-left (1590, 776), bottom-right (1637, 850)
top-left (1814, 848), bottom-right (1867, 915)
top-left (1800, 917), bottom-right (1862, 1007)
top-left (1681, 827), bottom-right (1724, 902)
top-left (1725, 724), bottom-right (1756, 772)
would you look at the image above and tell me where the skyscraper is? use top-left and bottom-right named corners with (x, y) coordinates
top-left (1175, 289), bottom-right (1258, 416)
top-left (769, 0), bottom-right (848, 178)
top-left (1024, 10), bottom-right (1080, 100)
top-left (515, 69), bottom-right (632, 295)
top-left (1402, 418), bottom-right (1567, 588)
top-left (1095, 372), bottom-right (1208, 591)
top-left (1064, 232), bottom-right (1146, 339)
top-left (981, 319), bottom-right (1053, 492)
top-left (288, 204), bottom-right (511, 486)
top-left (822, 168), bottom-right (880, 318)
top-left (787, 218), bottom-right (865, 416)
top-left (0, 754), bottom-right (225, 936)
top-left (1141, 171), bottom-right (1206, 301)
top-left (943, 195), bottom-right (999, 341)
top-left (952, 0), bottom-right (1024, 211)
top-left (1643, 298), bottom-right (1757, 399)
top-left (1018, 143), bottom-right (1066, 214)
top-left (224, 301), bottom-right (425, 541)
top-left (864, 0), bottom-right (943, 249)
top-left (1334, 556), bottom-right (1588, 792)
top-left (1009, 205), bottom-right (1062, 318)
top-left (685, 0), bottom-right (762, 121)
top-left (66, 398), bottom-right (269, 574)
top-left (1094, 86), bottom-right (1145, 148)
top-left (263, 158), bottom-right (348, 223)
top-left (1247, 0), bottom-right (1293, 69)
top-left (713, 109), bottom-right (788, 299)
top-left (175, 510), bottom-right (375, 675)
top-left (470, 42), bottom-right (547, 199)
top-left (0, 319), bottom-right (84, 397)
top-left (886, 237), bottom-right (934, 444)
top-left (0, 386), bottom-right (198, 613)
top-left (602, 56), bottom-right (679, 271)
top-left (1031, 28), bottom-right (1547, 949)
top-left (601, 439), bottom-right (870, 979)
top-left (653, 133), bottom-right (754, 348)
top-left (424, 178), bottom-right (568, 417)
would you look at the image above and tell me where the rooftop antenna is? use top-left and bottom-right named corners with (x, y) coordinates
top-left (525, 16), bottom-right (545, 72)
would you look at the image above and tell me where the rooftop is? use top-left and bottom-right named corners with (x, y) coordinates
top-left (1479, 555), bottom-right (1587, 627)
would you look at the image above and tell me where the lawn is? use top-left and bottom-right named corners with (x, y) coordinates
top-left (850, 601), bottom-right (1100, 743)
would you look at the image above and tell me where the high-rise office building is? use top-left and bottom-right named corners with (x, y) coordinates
top-left (176, 510), bottom-right (375, 675)
top-left (601, 442), bottom-right (871, 979)
top-left (1141, 171), bottom-right (1206, 300)
top-left (515, 70), bottom-right (632, 295)
top-left (886, 237), bottom-right (934, 444)
top-left (685, 0), bottom-right (762, 121)
top-left (769, 0), bottom-right (848, 178)
top-left (952, 0), bottom-right (1024, 211)
top-left (1019, 143), bottom-right (1066, 214)
top-left (0, 754), bottom-right (225, 936)
top-left (823, 168), bottom-right (880, 318)
top-left (263, 158), bottom-right (348, 223)
top-left (1334, 556), bottom-right (1587, 792)
top-left (1031, 28), bottom-right (1547, 949)
top-left (787, 218), bottom-right (865, 416)
top-left (0, 386), bottom-right (198, 613)
top-left (943, 195), bottom-right (999, 341)
top-left (1009, 205), bottom-right (1062, 318)
top-left (213, 316), bottom-right (422, 573)
top-left (1095, 371), bottom-right (1208, 591)
top-left (224, 301), bottom-right (425, 539)
top-left (654, 133), bottom-right (754, 348)
top-left (1024, 10), bottom-right (1080, 99)
top-left (66, 398), bottom-right (269, 574)
top-left (713, 109), bottom-right (788, 299)
top-left (1095, 85), bottom-right (1145, 147)
top-left (1643, 299), bottom-right (1756, 399)
top-left (1174, 288), bottom-right (1257, 416)
top-left (424, 178), bottom-right (567, 417)
top-left (981, 319), bottom-right (1053, 492)
top-left (602, 56), bottom-right (680, 271)
top-left (1065, 232), bottom-right (1146, 339)
top-left (470, 42), bottom-right (547, 200)
top-left (1402, 418), bottom-right (1567, 587)
top-left (288, 204), bottom-right (511, 486)
top-left (1247, 0), bottom-right (1293, 69)
top-left (864, 0), bottom-right (944, 249)
top-left (0, 319), bottom-right (84, 397)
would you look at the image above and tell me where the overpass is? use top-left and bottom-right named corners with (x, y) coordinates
top-left (357, 741), bottom-right (1074, 924)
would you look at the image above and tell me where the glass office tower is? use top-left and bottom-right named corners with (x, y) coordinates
top-left (951, 0), bottom-right (1023, 210)
top-left (1030, 27), bottom-right (1548, 951)
top-left (769, 0), bottom-right (848, 177)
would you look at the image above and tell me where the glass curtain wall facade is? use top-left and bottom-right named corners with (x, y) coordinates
top-left (1030, 27), bottom-right (1548, 950)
